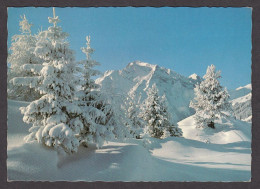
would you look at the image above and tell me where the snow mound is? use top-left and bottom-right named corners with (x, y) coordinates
top-left (151, 137), bottom-right (250, 180)
top-left (178, 115), bottom-right (251, 144)
top-left (8, 100), bottom-right (59, 181)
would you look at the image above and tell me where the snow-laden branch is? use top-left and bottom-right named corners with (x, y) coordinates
top-left (23, 64), bottom-right (43, 74)
top-left (11, 77), bottom-right (39, 88)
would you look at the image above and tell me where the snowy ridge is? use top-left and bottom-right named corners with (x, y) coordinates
top-left (96, 61), bottom-right (198, 122)
top-left (229, 84), bottom-right (251, 100)
top-left (188, 73), bottom-right (202, 82)
top-left (229, 84), bottom-right (252, 122)
top-left (231, 93), bottom-right (252, 122)
top-left (236, 84), bottom-right (251, 91)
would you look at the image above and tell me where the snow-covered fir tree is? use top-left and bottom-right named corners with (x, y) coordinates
top-left (16, 8), bottom-right (83, 153)
top-left (124, 94), bottom-right (143, 139)
top-left (140, 84), bottom-right (181, 138)
top-left (160, 95), bottom-right (182, 137)
top-left (190, 64), bottom-right (231, 129)
top-left (8, 15), bottom-right (43, 101)
top-left (106, 100), bottom-right (132, 140)
top-left (76, 36), bottom-right (115, 147)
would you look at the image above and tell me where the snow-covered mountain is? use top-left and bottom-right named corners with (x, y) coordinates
top-left (188, 73), bottom-right (203, 83)
top-left (96, 61), bottom-right (252, 123)
top-left (229, 84), bottom-right (251, 100)
top-left (96, 61), bottom-right (198, 123)
top-left (229, 84), bottom-right (252, 122)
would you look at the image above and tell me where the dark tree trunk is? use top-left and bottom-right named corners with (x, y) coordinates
top-left (208, 121), bottom-right (215, 129)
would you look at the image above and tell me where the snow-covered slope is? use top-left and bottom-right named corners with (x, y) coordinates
top-left (96, 61), bottom-right (198, 122)
top-left (229, 84), bottom-right (251, 100)
top-left (231, 93), bottom-right (251, 122)
top-left (229, 84), bottom-right (252, 122)
top-left (8, 100), bottom-right (251, 181)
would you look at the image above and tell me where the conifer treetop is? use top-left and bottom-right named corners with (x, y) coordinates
top-left (81, 35), bottom-right (94, 60)
top-left (48, 7), bottom-right (60, 27)
top-left (19, 15), bottom-right (32, 34)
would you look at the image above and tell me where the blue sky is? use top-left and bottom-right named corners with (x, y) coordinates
top-left (8, 7), bottom-right (251, 89)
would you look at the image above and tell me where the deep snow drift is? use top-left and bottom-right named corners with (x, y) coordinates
top-left (7, 100), bottom-right (251, 181)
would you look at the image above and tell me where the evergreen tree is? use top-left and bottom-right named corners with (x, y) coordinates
top-left (160, 95), bottom-right (182, 137)
top-left (16, 8), bottom-right (82, 153)
top-left (8, 15), bottom-right (43, 101)
top-left (76, 36), bottom-right (115, 148)
top-left (107, 100), bottom-right (132, 140)
top-left (124, 94), bottom-right (143, 139)
top-left (140, 84), bottom-right (181, 138)
top-left (190, 64), bottom-right (231, 128)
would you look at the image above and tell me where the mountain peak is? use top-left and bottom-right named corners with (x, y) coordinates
top-left (127, 61), bottom-right (157, 70)
top-left (96, 61), bottom-right (196, 122)
top-left (236, 84), bottom-right (251, 91)
top-left (189, 73), bottom-right (199, 80)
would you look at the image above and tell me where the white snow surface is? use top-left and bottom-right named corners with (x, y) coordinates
top-left (8, 100), bottom-right (251, 181)
top-left (96, 61), bottom-right (197, 123)
top-left (178, 115), bottom-right (251, 144)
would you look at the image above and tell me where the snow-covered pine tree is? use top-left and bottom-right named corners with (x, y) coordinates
top-left (16, 8), bottom-right (82, 153)
top-left (76, 36), bottom-right (115, 148)
top-left (76, 39), bottom-right (132, 142)
top-left (124, 94), bottom-right (143, 139)
top-left (160, 95), bottom-right (182, 137)
top-left (140, 83), bottom-right (177, 139)
top-left (190, 64), bottom-right (231, 129)
top-left (8, 15), bottom-right (43, 101)
top-left (106, 99), bottom-right (132, 140)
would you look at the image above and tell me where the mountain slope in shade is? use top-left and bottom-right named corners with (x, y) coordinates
top-left (229, 84), bottom-right (252, 122)
top-left (229, 84), bottom-right (251, 100)
top-left (231, 93), bottom-right (252, 122)
top-left (96, 61), bottom-right (198, 123)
